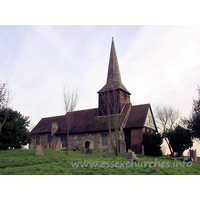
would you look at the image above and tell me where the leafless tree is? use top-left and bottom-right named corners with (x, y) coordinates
top-left (99, 88), bottom-right (122, 157)
top-left (0, 82), bottom-right (12, 133)
top-left (153, 104), bottom-right (180, 155)
top-left (63, 86), bottom-right (78, 154)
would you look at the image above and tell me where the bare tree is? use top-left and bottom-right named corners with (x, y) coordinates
top-left (0, 82), bottom-right (12, 133)
top-left (99, 88), bottom-right (122, 157)
top-left (63, 86), bottom-right (78, 154)
top-left (153, 104), bottom-right (180, 155)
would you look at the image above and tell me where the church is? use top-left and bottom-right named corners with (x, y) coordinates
top-left (30, 38), bottom-right (157, 154)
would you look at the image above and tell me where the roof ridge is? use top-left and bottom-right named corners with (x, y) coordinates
top-left (67, 107), bottom-right (98, 113)
top-left (132, 103), bottom-right (150, 107)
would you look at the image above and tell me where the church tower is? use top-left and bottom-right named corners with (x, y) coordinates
top-left (98, 38), bottom-right (131, 116)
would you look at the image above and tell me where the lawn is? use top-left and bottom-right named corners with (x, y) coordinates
top-left (0, 149), bottom-right (200, 175)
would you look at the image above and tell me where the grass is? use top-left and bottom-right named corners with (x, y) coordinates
top-left (0, 149), bottom-right (200, 175)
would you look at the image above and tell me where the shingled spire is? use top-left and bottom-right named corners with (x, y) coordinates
top-left (98, 38), bottom-right (131, 116)
top-left (98, 38), bottom-right (131, 94)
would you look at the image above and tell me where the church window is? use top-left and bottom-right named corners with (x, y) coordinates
top-left (102, 134), bottom-right (107, 146)
top-left (47, 134), bottom-right (51, 143)
top-left (124, 92), bottom-right (127, 100)
top-left (60, 135), bottom-right (67, 148)
top-left (36, 135), bottom-right (40, 145)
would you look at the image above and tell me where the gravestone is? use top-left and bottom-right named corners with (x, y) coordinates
top-left (29, 141), bottom-right (35, 150)
top-left (120, 141), bottom-right (126, 153)
top-left (52, 141), bottom-right (56, 150)
top-left (55, 137), bottom-right (62, 150)
top-left (34, 144), bottom-right (43, 155)
top-left (126, 150), bottom-right (138, 161)
top-left (189, 149), bottom-right (197, 162)
top-left (43, 143), bottom-right (49, 149)
top-left (142, 145), bottom-right (144, 155)
top-left (99, 140), bottom-right (102, 152)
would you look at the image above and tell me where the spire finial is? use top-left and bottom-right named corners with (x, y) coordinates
top-left (112, 37), bottom-right (114, 41)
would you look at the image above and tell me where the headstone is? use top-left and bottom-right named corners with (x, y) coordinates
top-left (55, 137), bottom-right (62, 150)
top-left (189, 149), bottom-right (197, 162)
top-left (126, 150), bottom-right (138, 161)
top-left (99, 140), bottom-right (102, 152)
top-left (52, 141), bottom-right (56, 150)
top-left (34, 145), bottom-right (43, 155)
top-left (29, 142), bottom-right (35, 150)
top-left (43, 143), bottom-right (49, 149)
top-left (120, 141), bottom-right (126, 153)
top-left (142, 145), bottom-right (144, 155)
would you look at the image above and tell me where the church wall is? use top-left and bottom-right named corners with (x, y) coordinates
top-left (69, 131), bottom-right (126, 153)
top-left (29, 134), bottom-right (50, 150)
top-left (69, 132), bottom-right (106, 152)
top-left (30, 131), bottom-right (126, 153)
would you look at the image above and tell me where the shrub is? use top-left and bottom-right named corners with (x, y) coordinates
top-left (167, 125), bottom-right (193, 157)
top-left (142, 132), bottom-right (163, 156)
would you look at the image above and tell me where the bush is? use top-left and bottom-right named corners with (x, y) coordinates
top-left (167, 125), bottom-right (193, 157)
top-left (0, 109), bottom-right (31, 150)
top-left (142, 132), bottom-right (163, 156)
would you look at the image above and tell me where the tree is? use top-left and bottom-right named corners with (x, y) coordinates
top-left (99, 89), bottom-right (122, 157)
top-left (167, 125), bottom-right (193, 157)
top-left (0, 108), bottom-right (31, 150)
top-left (0, 82), bottom-right (12, 133)
top-left (142, 132), bottom-right (163, 156)
top-left (63, 86), bottom-right (78, 154)
top-left (184, 84), bottom-right (200, 139)
top-left (154, 104), bottom-right (180, 155)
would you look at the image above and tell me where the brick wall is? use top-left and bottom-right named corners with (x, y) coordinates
top-left (130, 128), bottom-right (145, 154)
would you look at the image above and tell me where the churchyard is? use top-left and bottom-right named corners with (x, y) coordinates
top-left (0, 149), bottom-right (200, 175)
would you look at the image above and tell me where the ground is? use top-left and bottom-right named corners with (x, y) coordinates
top-left (0, 149), bottom-right (200, 175)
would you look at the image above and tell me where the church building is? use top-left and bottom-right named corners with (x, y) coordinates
top-left (30, 38), bottom-right (157, 154)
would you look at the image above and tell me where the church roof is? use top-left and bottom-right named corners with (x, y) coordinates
top-left (125, 104), bottom-right (150, 128)
top-left (98, 38), bottom-right (131, 94)
top-left (31, 104), bottom-right (153, 135)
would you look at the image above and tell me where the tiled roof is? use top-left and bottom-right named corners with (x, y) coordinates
top-left (125, 104), bottom-right (150, 128)
top-left (31, 103), bottom-right (152, 135)
top-left (31, 104), bottom-right (131, 135)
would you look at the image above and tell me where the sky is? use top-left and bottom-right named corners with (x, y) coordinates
top-left (1, 1), bottom-right (200, 197)
top-left (1, 25), bottom-right (200, 130)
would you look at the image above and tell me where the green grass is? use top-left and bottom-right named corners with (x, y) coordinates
top-left (0, 149), bottom-right (200, 175)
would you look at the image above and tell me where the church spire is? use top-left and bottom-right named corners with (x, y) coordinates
top-left (98, 38), bottom-right (131, 94)
top-left (98, 38), bottom-right (131, 116)
top-left (106, 37), bottom-right (122, 85)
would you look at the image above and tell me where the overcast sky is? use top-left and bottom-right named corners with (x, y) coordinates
top-left (0, 25), bottom-right (200, 129)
